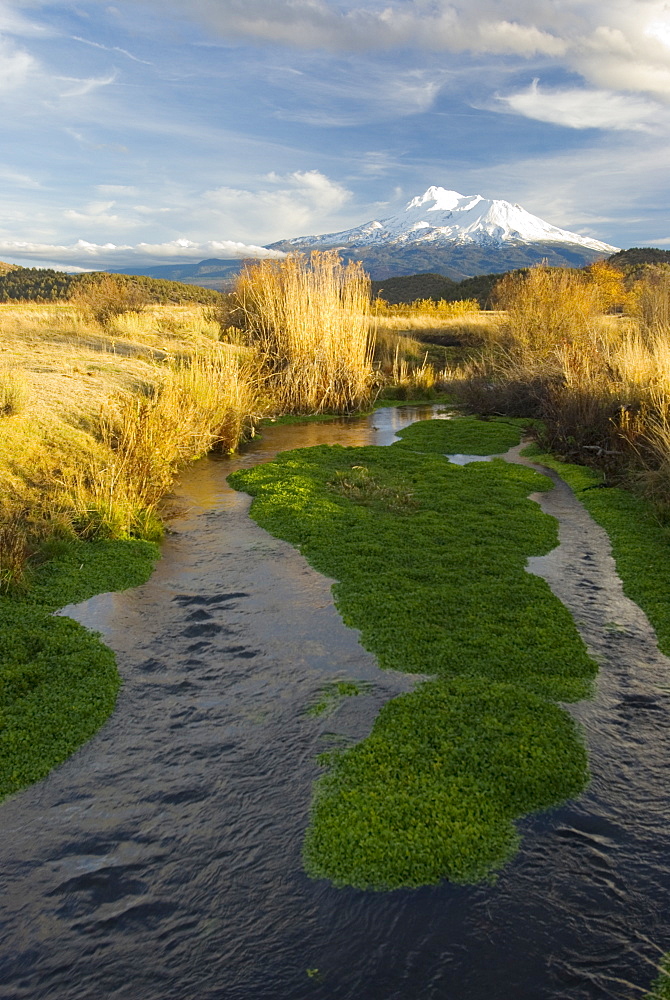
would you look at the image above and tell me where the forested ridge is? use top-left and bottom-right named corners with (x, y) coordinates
top-left (0, 266), bottom-right (222, 304)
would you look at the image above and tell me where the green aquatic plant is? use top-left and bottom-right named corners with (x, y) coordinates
top-left (305, 679), bottom-right (367, 717)
top-left (393, 414), bottom-right (533, 456)
top-left (229, 425), bottom-right (596, 889)
top-left (305, 677), bottom-right (586, 888)
top-left (647, 954), bottom-right (670, 999)
top-left (0, 537), bottom-right (158, 801)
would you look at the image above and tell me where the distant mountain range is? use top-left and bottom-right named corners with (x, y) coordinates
top-left (115, 257), bottom-right (243, 289)
top-left (113, 186), bottom-right (621, 285)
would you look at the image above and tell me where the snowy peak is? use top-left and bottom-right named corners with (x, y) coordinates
top-left (273, 185), bottom-right (618, 255)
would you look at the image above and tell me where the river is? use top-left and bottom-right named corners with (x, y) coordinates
top-left (0, 405), bottom-right (668, 999)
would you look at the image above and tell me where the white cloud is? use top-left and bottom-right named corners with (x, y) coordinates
top-left (97, 184), bottom-right (139, 196)
top-left (57, 72), bottom-right (117, 99)
top-left (274, 66), bottom-right (447, 125)
top-left (70, 35), bottom-right (153, 65)
top-left (155, 0), bottom-right (670, 104)
top-left (0, 237), bottom-right (286, 267)
top-left (495, 79), bottom-right (665, 130)
top-left (163, 0), bottom-right (568, 56)
top-left (63, 199), bottom-right (131, 227)
top-left (0, 34), bottom-right (35, 92)
top-left (202, 169), bottom-right (353, 240)
top-left (0, 165), bottom-right (42, 188)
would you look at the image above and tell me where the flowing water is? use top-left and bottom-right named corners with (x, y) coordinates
top-left (1, 405), bottom-right (669, 1000)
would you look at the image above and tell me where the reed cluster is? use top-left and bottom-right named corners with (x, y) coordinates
top-left (234, 250), bottom-right (377, 413)
top-left (54, 350), bottom-right (257, 542)
top-left (0, 307), bottom-right (258, 589)
top-left (372, 297), bottom-right (480, 318)
top-left (452, 263), bottom-right (670, 511)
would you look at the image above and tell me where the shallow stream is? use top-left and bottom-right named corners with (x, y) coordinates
top-left (1, 405), bottom-right (669, 999)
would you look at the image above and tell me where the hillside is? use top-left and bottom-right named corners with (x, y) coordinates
top-left (608, 247), bottom-right (670, 269)
top-left (115, 258), bottom-right (244, 289)
top-left (0, 268), bottom-right (222, 303)
top-left (372, 270), bottom-right (514, 308)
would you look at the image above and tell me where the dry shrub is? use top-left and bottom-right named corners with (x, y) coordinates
top-left (494, 265), bottom-right (604, 354)
top-left (0, 366), bottom-right (28, 416)
top-left (234, 251), bottom-right (376, 414)
top-left (632, 265), bottom-right (670, 341)
top-left (53, 349), bottom-right (258, 539)
top-left (71, 275), bottom-right (150, 328)
top-left (372, 297), bottom-right (480, 318)
top-left (584, 261), bottom-right (630, 313)
top-left (0, 503), bottom-right (31, 590)
top-left (451, 265), bottom-right (670, 510)
top-left (386, 346), bottom-right (440, 399)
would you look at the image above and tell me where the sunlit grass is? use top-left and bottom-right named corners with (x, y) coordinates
top-left (393, 414), bottom-right (533, 455)
top-left (0, 536), bottom-right (158, 802)
top-left (450, 264), bottom-right (670, 514)
top-left (0, 301), bottom-right (259, 589)
top-left (234, 250), bottom-right (377, 414)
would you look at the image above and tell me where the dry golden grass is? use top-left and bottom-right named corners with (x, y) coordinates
top-left (234, 251), bottom-right (377, 414)
top-left (450, 265), bottom-right (670, 509)
top-left (0, 302), bottom-right (259, 586)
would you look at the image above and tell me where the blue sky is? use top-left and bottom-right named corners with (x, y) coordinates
top-left (1, 0), bottom-right (669, 269)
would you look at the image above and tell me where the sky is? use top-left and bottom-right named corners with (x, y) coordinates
top-left (1, 0), bottom-right (670, 269)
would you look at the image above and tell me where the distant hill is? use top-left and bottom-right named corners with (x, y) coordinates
top-left (372, 270), bottom-right (512, 308)
top-left (0, 267), bottom-right (222, 303)
top-left (0, 261), bottom-right (19, 276)
top-left (608, 247), bottom-right (670, 269)
top-left (371, 273), bottom-right (456, 304)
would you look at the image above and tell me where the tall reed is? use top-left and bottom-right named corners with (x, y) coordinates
top-left (54, 348), bottom-right (258, 540)
top-left (0, 345), bottom-right (259, 587)
top-left (452, 264), bottom-right (670, 510)
top-left (234, 250), bottom-right (376, 413)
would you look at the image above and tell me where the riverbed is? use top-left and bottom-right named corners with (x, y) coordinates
top-left (0, 405), bottom-right (668, 999)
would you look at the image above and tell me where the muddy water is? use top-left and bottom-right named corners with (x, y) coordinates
top-left (1, 407), bottom-right (669, 1000)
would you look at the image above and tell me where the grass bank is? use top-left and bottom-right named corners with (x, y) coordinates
top-left (523, 444), bottom-right (670, 655)
top-left (0, 253), bottom-right (387, 800)
top-left (0, 300), bottom-right (258, 799)
top-left (0, 536), bottom-right (157, 801)
top-left (229, 418), bottom-right (596, 889)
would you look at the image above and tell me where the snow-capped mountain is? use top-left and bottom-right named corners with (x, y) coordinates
top-left (271, 186), bottom-right (618, 255)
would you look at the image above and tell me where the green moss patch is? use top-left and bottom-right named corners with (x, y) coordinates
top-left (306, 678), bottom-right (586, 888)
top-left (648, 955), bottom-right (670, 999)
top-left (523, 445), bottom-right (670, 656)
top-left (229, 429), bottom-right (595, 888)
top-left (393, 415), bottom-right (533, 455)
top-left (0, 537), bottom-right (158, 801)
top-left (305, 680), bottom-right (368, 717)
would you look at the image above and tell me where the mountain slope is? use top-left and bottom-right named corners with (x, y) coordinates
top-left (268, 186), bottom-right (618, 278)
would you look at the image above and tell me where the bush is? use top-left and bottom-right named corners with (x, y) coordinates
top-left (234, 250), bottom-right (376, 414)
top-left (0, 367), bottom-right (28, 417)
top-left (72, 275), bottom-right (150, 327)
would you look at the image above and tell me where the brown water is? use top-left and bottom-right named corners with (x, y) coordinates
top-left (1, 406), bottom-right (669, 1000)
